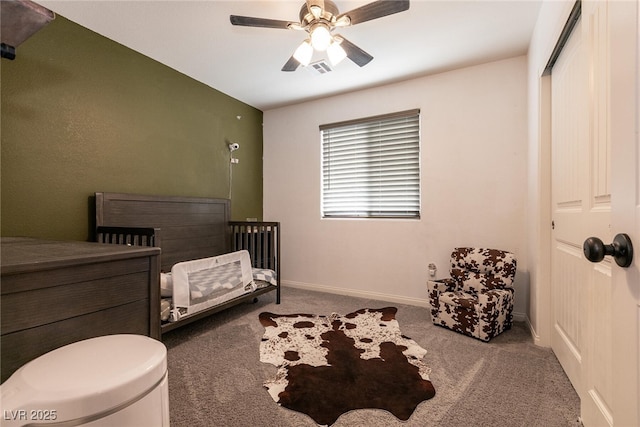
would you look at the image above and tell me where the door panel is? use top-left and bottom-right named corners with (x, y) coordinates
top-left (550, 1), bottom-right (639, 426)
top-left (551, 13), bottom-right (588, 396)
top-left (581, 2), bottom-right (613, 425)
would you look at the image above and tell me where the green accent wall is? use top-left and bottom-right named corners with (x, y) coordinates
top-left (1, 16), bottom-right (264, 241)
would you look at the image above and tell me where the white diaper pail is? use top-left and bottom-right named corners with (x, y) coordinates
top-left (1, 334), bottom-right (169, 426)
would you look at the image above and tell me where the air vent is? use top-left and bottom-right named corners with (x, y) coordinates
top-left (306, 60), bottom-right (333, 75)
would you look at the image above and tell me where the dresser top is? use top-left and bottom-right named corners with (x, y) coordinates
top-left (1, 237), bottom-right (160, 275)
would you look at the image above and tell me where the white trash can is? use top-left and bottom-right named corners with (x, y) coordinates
top-left (1, 334), bottom-right (169, 426)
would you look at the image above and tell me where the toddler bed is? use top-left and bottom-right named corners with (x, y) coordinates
top-left (94, 192), bottom-right (280, 337)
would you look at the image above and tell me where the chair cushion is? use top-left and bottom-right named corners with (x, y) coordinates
top-left (440, 290), bottom-right (477, 310)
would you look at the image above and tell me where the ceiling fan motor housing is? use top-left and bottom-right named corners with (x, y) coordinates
top-left (299, 0), bottom-right (339, 27)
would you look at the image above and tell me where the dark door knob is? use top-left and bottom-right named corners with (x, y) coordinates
top-left (583, 233), bottom-right (634, 268)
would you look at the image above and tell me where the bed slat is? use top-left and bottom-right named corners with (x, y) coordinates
top-left (229, 222), bottom-right (280, 304)
top-left (97, 226), bottom-right (160, 248)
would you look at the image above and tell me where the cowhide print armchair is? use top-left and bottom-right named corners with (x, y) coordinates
top-left (427, 248), bottom-right (517, 342)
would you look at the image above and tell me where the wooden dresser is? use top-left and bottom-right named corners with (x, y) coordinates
top-left (0, 237), bottom-right (160, 383)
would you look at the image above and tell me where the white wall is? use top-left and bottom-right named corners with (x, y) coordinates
top-left (263, 56), bottom-right (529, 317)
top-left (526, 0), bottom-right (576, 346)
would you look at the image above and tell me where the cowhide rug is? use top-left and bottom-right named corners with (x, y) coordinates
top-left (258, 307), bottom-right (436, 426)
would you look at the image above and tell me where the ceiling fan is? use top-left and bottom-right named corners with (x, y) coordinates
top-left (230, 0), bottom-right (410, 71)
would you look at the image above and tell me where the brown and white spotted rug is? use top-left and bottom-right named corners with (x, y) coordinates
top-left (258, 307), bottom-right (436, 426)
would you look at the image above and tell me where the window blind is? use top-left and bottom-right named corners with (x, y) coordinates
top-left (321, 109), bottom-right (420, 218)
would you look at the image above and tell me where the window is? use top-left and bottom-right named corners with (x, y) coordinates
top-left (321, 109), bottom-right (420, 219)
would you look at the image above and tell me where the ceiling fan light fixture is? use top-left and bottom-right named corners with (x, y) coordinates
top-left (230, 0), bottom-right (411, 72)
top-left (327, 39), bottom-right (346, 66)
top-left (310, 23), bottom-right (331, 51)
top-left (293, 39), bottom-right (313, 66)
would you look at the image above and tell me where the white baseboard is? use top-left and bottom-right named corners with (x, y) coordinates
top-left (282, 280), bottom-right (431, 308)
top-left (526, 316), bottom-right (544, 346)
top-left (282, 280), bottom-right (532, 322)
top-left (512, 311), bottom-right (527, 322)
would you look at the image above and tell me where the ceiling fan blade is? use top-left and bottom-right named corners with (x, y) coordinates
top-left (337, 0), bottom-right (410, 26)
top-left (282, 56), bottom-right (301, 72)
top-left (230, 15), bottom-right (294, 29)
top-left (337, 36), bottom-right (373, 67)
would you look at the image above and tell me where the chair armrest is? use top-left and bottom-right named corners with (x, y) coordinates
top-left (427, 278), bottom-right (456, 293)
top-left (427, 278), bottom-right (458, 323)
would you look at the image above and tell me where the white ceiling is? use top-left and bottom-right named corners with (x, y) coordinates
top-left (36, 0), bottom-right (542, 110)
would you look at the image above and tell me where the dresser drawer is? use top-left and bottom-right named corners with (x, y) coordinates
top-left (1, 270), bottom-right (150, 334)
top-left (1, 257), bottom-right (151, 293)
top-left (1, 300), bottom-right (150, 383)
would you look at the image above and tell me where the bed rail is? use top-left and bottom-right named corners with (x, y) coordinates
top-left (229, 221), bottom-right (280, 304)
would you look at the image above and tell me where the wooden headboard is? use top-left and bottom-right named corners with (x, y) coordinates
top-left (95, 192), bottom-right (231, 272)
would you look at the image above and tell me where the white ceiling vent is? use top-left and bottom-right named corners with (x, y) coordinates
top-left (305, 60), bottom-right (333, 75)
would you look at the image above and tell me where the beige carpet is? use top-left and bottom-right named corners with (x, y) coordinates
top-left (163, 287), bottom-right (580, 427)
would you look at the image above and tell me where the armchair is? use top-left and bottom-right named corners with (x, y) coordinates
top-left (427, 247), bottom-right (517, 342)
